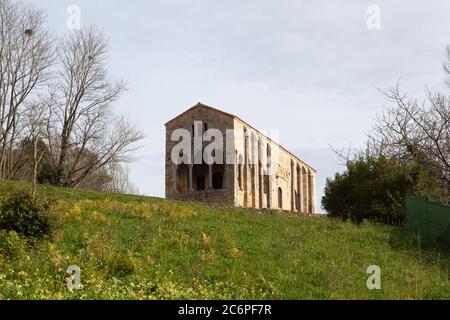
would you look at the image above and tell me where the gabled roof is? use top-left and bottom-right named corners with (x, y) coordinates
top-left (165, 102), bottom-right (316, 172)
top-left (164, 102), bottom-right (235, 125)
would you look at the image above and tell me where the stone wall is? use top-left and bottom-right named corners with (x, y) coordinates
top-left (165, 105), bottom-right (235, 202)
top-left (167, 189), bottom-right (234, 205)
top-left (233, 118), bottom-right (317, 213)
top-left (165, 103), bottom-right (317, 213)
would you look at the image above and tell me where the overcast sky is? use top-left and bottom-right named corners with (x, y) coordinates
top-left (29, 0), bottom-right (450, 212)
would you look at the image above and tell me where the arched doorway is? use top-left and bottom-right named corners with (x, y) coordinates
top-left (196, 175), bottom-right (205, 190)
top-left (192, 158), bottom-right (208, 191)
top-left (212, 163), bottom-right (225, 190)
top-left (212, 172), bottom-right (223, 189)
top-left (176, 164), bottom-right (189, 193)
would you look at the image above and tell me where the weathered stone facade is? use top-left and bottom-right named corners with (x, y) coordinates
top-left (165, 103), bottom-right (317, 213)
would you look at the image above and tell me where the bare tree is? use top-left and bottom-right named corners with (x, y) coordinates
top-left (23, 98), bottom-right (50, 196)
top-left (103, 162), bottom-right (139, 195)
top-left (0, 0), bottom-right (54, 179)
top-left (51, 26), bottom-right (142, 187)
top-left (370, 83), bottom-right (450, 190)
top-left (444, 46), bottom-right (450, 88)
top-left (67, 116), bottom-right (143, 188)
top-left (0, 2), bottom-right (142, 191)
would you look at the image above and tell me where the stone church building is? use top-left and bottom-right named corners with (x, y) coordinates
top-left (165, 103), bottom-right (317, 213)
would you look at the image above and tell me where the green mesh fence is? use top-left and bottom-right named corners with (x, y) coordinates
top-left (404, 196), bottom-right (450, 246)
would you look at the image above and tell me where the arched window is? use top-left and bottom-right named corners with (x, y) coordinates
top-left (203, 122), bottom-right (208, 133)
top-left (212, 172), bottom-right (223, 189)
top-left (278, 187), bottom-right (283, 209)
top-left (196, 175), bottom-right (205, 191)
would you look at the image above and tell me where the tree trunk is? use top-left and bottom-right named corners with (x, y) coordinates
top-left (32, 138), bottom-right (38, 198)
top-left (57, 129), bottom-right (70, 186)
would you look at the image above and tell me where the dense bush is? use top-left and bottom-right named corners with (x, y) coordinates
top-left (321, 153), bottom-right (444, 225)
top-left (0, 192), bottom-right (56, 238)
top-left (107, 252), bottom-right (139, 276)
top-left (0, 230), bottom-right (26, 259)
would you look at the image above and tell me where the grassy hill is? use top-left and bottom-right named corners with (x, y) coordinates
top-left (0, 180), bottom-right (449, 300)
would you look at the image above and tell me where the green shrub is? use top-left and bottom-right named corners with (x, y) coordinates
top-left (0, 192), bottom-right (56, 239)
top-left (0, 230), bottom-right (26, 259)
top-left (108, 252), bottom-right (138, 276)
top-left (321, 153), bottom-right (444, 225)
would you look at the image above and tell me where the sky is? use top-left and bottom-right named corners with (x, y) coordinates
top-left (29, 0), bottom-right (450, 212)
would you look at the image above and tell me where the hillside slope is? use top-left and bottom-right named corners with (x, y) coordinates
top-left (0, 180), bottom-right (449, 299)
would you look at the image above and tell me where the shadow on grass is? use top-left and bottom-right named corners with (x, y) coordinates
top-left (389, 226), bottom-right (450, 279)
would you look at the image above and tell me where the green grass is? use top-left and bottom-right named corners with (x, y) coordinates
top-left (0, 179), bottom-right (449, 300)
